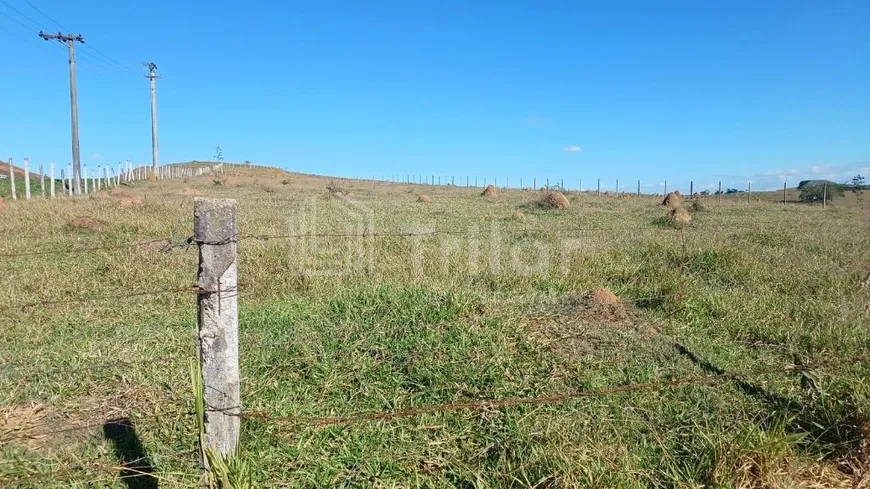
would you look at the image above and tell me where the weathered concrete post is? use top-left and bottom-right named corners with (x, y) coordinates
top-left (83, 165), bottom-right (89, 194)
top-left (194, 197), bottom-right (240, 469)
top-left (39, 164), bottom-right (45, 197)
top-left (8, 159), bottom-right (16, 200)
top-left (23, 158), bottom-right (31, 200)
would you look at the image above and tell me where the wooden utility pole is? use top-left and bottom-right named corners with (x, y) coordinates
top-left (39, 31), bottom-right (84, 195)
top-left (144, 62), bottom-right (160, 175)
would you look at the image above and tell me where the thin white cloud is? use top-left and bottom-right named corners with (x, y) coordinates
top-left (742, 161), bottom-right (869, 190)
top-left (92, 153), bottom-right (102, 161)
top-left (562, 145), bottom-right (582, 153)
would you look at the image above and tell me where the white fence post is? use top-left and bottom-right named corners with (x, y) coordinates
top-left (194, 197), bottom-right (241, 472)
top-left (23, 158), bottom-right (31, 200)
top-left (39, 164), bottom-right (45, 197)
top-left (67, 165), bottom-right (73, 195)
top-left (8, 158), bottom-right (16, 200)
top-left (83, 165), bottom-right (89, 194)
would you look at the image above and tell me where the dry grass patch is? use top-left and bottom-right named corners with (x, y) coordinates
top-left (69, 217), bottom-right (107, 232)
top-left (117, 198), bottom-right (143, 208)
top-left (1, 403), bottom-right (49, 448)
top-left (108, 187), bottom-right (134, 199)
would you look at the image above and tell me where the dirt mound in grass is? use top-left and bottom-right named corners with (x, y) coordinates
top-left (417, 194), bottom-right (433, 203)
top-left (589, 287), bottom-right (619, 305)
top-left (181, 187), bottom-right (202, 196)
top-left (108, 187), bottom-right (134, 199)
top-left (511, 210), bottom-right (526, 221)
top-left (70, 217), bottom-right (106, 232)
top-left (691, 199), bottom-right (706, 212)
top-left (662, 192), bottom-right (683, 208)
top-left (482, 185), bottom-right (498, 198)
top-left (118, 198), bottom-right (143, 208)
top-left (669, 207), bottom-right (692, 227)
top-left (541, 192), bottom-right (570, 209)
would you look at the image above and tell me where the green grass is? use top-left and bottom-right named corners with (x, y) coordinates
top-left (1, 169), bottom-right (869, 487)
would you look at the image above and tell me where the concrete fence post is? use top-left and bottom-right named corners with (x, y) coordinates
top-left (23, 158), bottom-right (31, 200)
top-left (194, 197), bottom-right (241, 472)
top-left (597, 178), bottom-right (600, 196)
top-left (748, 181), bottom-right (752, 204)
top-left (60, 169), bottom-right (66, 197)
top-left (83, 165), bottom-right (89, 194)
top-left (783, 182), bottom-right (787, 205)
top-left (50, 163), bottom-right (55, 198)
top-left (8, 158), bottom-right (16, 200)
top-left (67, 165), bottom-right (73, 195)
top-left (823, 183), bottom-right (827, 209)
top-left (39, 164), bottom-right (45, 197)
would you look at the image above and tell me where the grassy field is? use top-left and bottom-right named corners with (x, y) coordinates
top-left (1, 166), bottom-right (869, 488)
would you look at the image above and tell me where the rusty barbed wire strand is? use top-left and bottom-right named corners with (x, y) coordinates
top-left (0, 355), bottom-right (175, 382)
top-left (0, 285), bottom-right (241, 312)
top-left (233, 365), bottom-right (800, 429)
top-left (0, 226), bottom-right (621, 259)
top-left (0, 448), bottom-right (197, 487)
top-left (0, 237), bottom-right (170, 258)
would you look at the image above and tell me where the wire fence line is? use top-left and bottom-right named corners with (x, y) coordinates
top-left (3, 196), bottom-right (838, 484)
top-left (231, 365), bottom-right (801, 431)
top-left (0, 226), bottom-right (628, 259)
top-left (0, 279), bottom-right (683, 313)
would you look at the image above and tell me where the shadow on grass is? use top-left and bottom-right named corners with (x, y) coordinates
top-left (103, 418), bottom-right (158, 489)
top-left (671, 341), bottom-right (865, 461)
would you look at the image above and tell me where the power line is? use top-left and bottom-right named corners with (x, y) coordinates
top-left (0, 0), bottom-right (48, 32)
top-left (4, 0), bottom-right (139, 76)
top-left (20, 0), bottom-right (65, 31)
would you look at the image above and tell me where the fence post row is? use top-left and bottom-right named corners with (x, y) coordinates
top-left (194, 197), bottom-right (241, 472)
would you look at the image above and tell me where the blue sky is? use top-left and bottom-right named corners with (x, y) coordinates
top-left (1, 1), bottom-right (868, 191)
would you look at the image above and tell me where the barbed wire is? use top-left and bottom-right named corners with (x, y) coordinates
top-left (0, 447), bottom-right (196, 487)
top-left (0, 226), bottom-right (625, 260)
top-left (0, 285), bottom-right (244, 312)
top-left (231, 365), bottom-right (800, 430)
top-left (0, 237), bottom-right (169, 258)
top-left (0, 355), bottom-right (174, 382)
